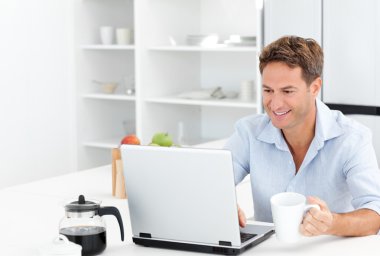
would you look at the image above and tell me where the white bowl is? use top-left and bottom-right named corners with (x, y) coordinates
top-left (101, 82), bottom-right (118, 94)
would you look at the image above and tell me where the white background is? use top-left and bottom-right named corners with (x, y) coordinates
top-left (0, 0), bottom-right (76, 188)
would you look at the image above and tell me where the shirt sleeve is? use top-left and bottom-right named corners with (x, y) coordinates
top-left (224, 120), bottom-right (251, 185)
top-left (343, 130), bottom-right (380, 216)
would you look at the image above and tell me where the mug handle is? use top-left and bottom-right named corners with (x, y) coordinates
top-left (303, 204), bottom-right (320, 215)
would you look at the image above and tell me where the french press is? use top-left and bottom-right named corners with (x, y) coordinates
top-left (59, 195), bottom-right (124, 256)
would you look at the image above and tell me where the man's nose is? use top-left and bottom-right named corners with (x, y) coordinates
top-left (269, 93), bottom-right (283, 110)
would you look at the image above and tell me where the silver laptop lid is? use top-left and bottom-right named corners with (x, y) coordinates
top-left (121, 145), bottom-right (241, 247)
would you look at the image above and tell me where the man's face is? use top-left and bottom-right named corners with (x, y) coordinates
top-left (262, 62), bottom-right (321, 132)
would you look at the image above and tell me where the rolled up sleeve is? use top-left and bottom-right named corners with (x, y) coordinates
top-left (344, 131), bottom-right (380, 216)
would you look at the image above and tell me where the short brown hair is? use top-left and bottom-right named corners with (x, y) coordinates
top-left (259, 36), bottom-right (323, 85)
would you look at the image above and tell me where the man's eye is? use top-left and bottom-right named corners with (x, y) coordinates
top-left (284, 90), bottom-right (294, 94)
top-left (263, 89), bottom-right (272, 93)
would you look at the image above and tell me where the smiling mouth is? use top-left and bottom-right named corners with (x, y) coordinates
top-left (273, 110), bottom-right (291, 116)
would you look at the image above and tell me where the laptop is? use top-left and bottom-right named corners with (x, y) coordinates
top-left (120, 145), bottom-right (274, 255)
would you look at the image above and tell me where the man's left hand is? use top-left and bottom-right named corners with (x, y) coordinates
top-left (300, 196), bottom-right (334, 236)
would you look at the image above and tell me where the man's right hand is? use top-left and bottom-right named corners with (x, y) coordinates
top-left (238, 205), bottom-right (247, 228)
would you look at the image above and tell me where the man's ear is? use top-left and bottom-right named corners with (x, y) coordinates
top-left (310, 77), bottom-right (322, 96)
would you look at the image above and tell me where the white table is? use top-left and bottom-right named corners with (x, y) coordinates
top-left (1, 165), bottom-right (380, 255)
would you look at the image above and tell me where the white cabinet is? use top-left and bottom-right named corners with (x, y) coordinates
top-left (74, 0), bottom-right (136, 170)
top-left (323, 0), bottom-right (380, 106)
top-left (264, 0), bottom-right (322, 44)
top-left (377, 1), bottom-right (380, 105)
top-left (322, 0), bottom-right (380, 162)
top-left (75, 0), bottom-right (264, 169)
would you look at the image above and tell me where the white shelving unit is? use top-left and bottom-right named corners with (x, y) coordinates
top-left (74, 0), bottom-right (136, 169)
top-left (82, 138), bottom-right (120, 150)
top-left (81, 45), bottom-right (135, 50)
top-left (135, 0), bottom-right (263, 147)
top-left (83, 94), bottom-right (136, 101)
top-left (144, 96), bottom-right (257, 108)
top-left (75, 0), bottom-right (264, 170)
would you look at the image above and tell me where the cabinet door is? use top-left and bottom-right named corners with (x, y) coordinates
top-left (323, 0), bottom-right (379, 106)
top-left (264, 0), bottom-right (322, 45)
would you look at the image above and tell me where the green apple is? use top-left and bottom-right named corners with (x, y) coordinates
top-left (148, 143), bottom-right (160, 146)
top-left (151, 132), bottom-right (173, 147)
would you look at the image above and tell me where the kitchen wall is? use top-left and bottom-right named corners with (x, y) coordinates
top-left (0, 0), bottom-right (75, 188)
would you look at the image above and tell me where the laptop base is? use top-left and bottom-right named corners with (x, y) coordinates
top-left (133, 230), bottom-right (274, 255)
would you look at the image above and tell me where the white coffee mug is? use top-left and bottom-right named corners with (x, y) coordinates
top-left (100, 26), bottom-right (114, 45)
top-left (270, 192), bottom-right (320, 243)
top-left (116, 28), bottom-right (133, 45)
top-left (239, 80), bottom-right (255, 101)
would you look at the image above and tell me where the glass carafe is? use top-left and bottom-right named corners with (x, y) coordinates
top-left (59, 195), bottom-right (124, 256)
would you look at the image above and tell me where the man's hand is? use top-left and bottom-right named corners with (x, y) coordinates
top-left (238, 205), bottom-right (247, 228)
top-left (300, 196), bottom-right (334, 236)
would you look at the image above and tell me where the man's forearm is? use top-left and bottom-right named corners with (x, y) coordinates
top-left (329, 209), bottom-right (380, 236)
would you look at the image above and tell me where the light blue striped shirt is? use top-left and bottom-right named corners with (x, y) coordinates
top-left (225, 99), bottom-right (380, 223)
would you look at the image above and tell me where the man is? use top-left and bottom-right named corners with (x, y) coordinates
top-left (225, 36), bottom-right (380, 236)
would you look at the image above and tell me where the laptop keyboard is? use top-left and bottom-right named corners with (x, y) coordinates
top-left (240, 232), bottom-right (257, 243)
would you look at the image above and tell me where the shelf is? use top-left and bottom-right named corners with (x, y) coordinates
top-left (144, 96), bottom-right (257, 108)
top-left (148, 45), bottom-right (257, 52)
top-left (82, 93), bottom-right (136, 101)
top-left (182, 137), bottom-right (227, 147)
top-left (83, 138), bottom-right (120, 149)
top-left (81, 45), bottom-right (135, 50)
top-left (82, 137), bottom-right (220, 150)
top-left (191, 138), bottom-right (227, 149)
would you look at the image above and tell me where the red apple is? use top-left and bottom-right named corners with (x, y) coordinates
top-left (120, 134), bottom-right (141, 145)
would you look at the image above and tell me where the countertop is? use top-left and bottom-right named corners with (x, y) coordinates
top-left (1, 142), bottom-right (380, 255)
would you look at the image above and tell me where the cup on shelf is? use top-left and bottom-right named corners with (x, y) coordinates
top-left (100, 26), bottom-right (114, 45)
top-left (116, 28), bottom-right (133, 45)
top-left (177, 121), bottom-right (186, 145)
top-left (123, 75), bottom-right (135, 95)
top-left (239, 80), bottom-right (255, 101)
top-left (168, 36), bottom-right (177, 46)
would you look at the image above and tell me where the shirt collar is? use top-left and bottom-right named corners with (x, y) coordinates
top-left (313, 98), bottom-right (344, 148)
top-left (257, 98), bottom-right (344, 151)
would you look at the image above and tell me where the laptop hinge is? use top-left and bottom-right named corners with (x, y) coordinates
top-left (139, 232), bottom-right (152, 238)
top-left (219, 241), bottom-right (232, 246)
